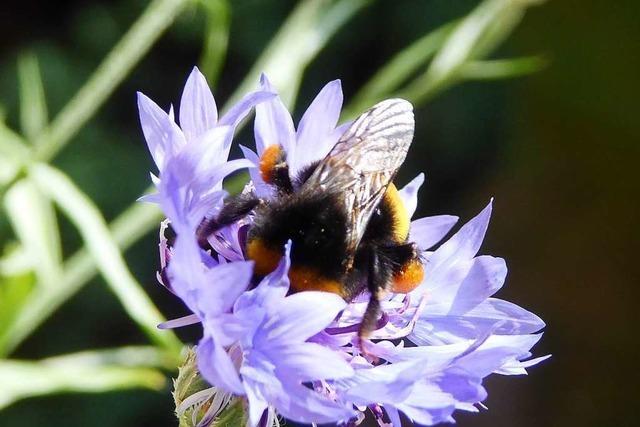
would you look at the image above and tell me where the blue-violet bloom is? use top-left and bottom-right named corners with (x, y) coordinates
top-left (138, 68), bottom-right (548, 426)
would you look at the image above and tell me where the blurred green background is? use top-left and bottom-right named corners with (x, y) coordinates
top-left (1, 0), bottom-right (638, 426)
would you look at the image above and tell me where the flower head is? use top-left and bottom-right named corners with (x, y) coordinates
top-left (139, 70), bottom-right (548, 426)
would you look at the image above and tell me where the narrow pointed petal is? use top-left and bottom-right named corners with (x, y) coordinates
top-left (426, 200), bottom-right (493, 276)
top-left (254, 74), bottom-right (295, 156)
top-left (245, 382), bottom-right (268, 427)
top-left (240, 145), bottom-right (273, 198)
top-left (137, 92), bottom-right (186, 170)
top-left (293, 80), bottom-right (343, 174)
top-left (198, 261), bottom-right (254, 315)
top-left (410, 215), bottom-right (458, 250)
top-left (386, 406), bottom-right (402, 427)
top-left (399, 173), bottom-right (425, 218)
top-left (219, 90), bottom-right (276, 129)
top-left (269, 343), bottom-right (353, 382)
top-left (197, 336), bottom-right (245, 394)
top-left (271, 383), bottom-right (355, 425)
top-left (179, 66), bottom-right (218, 141)
top-left (462, 298), bottom-right (546, 335)
top-left (427, 256), bottom-right (507, 314)
top-left (266, 291), bottom-right (346, 342)
top-left (158, 313), bottom-right (200, 329)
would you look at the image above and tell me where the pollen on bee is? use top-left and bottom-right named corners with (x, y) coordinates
top-left (246, 238), bottom-right (282, 276)
top-left (288, 267), bottom-right (344, 297)
top-left (259, 144), bottom-right (282, 184)
top-left (392, 259), bottom-right (424, 294)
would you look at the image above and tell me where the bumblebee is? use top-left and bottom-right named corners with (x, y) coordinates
top-left (199, 99), bottom-right (423, 339)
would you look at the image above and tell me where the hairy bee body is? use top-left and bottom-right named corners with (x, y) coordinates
top-left (202, 98), bottom-right (423, 338)
top-left (247, 166), bottom-right (418, 301)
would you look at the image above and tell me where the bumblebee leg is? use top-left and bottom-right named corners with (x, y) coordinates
top-left (359, 249), bottom-right (392, 340)
top-left (196, 193), bottom-right (261, 247)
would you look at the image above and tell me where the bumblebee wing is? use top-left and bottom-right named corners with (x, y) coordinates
top-left (302, 98), bottom-right (415, 257)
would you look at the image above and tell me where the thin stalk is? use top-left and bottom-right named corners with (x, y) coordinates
top-left (34, 0), bottom-right (190, 162)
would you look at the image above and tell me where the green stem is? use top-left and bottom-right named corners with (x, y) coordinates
top-left (34, 0), bottom-right (190, 162)
top-left (0, 189), bottom-right (163, 356)
top-left (29, 165), bottom-right (181, 354)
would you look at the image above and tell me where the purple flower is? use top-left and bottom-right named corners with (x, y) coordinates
top-left (140, 71), bottom-right (548, 426)
top-left (137, 67), bottom-right (274, 232)
top-left (407, 200), bottom-right (546, 346)
top-left (197, 243), bottom-right (356, 425)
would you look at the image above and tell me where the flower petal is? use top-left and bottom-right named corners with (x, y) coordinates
top-left (425, 200), bottom-right (493, 280)
top-left (399, 173), bottom-right (425, 219)
top-left (410, 215), bottom-right (458, 250)
top-left (292, 80), bottom-right (343, 175)
top-left (427, 255), bottom-right (507, 315)
top-left (179, 66), bottom-right (218, 141)
top-left (270, 342), bottom-right (354, 382)
top-left (197, 336), bottom-right (244, 394)
top-left (245, 380), bottom-right (268, 427)
top-left (197, 260), bottom-right (254, 316)
top-left (462, 298), bottom-right (546, 334)
top-left (137, 92), bottom-right (186, 170)
top-left (264, 291), bottom-right (346, 342)
top-left (254, 74), bottom-right (295, 156)
top-left (270, 382), bottom-right (355, 425)
top-left (240, 145), bottom-right (273, 198)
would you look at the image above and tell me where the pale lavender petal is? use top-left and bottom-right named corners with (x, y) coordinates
top-left (269, 342), bottom-right (353, 381)
top-left (179, 66), bottom-right (218, 141)
top-left (461, 298), bottom-right (546, 334)
top-left (245, 380), bottom-right (268, 427)
top-left (330, 119), bottom-right (353, 143)
top-left (386, 406), bottom-right (402, 427)
top-left (426, 256), bottom-right (507, 315)
top-left (425, 200), bottom-right (493, 278)
top-left (167, 234), bottom-right (205, 312)
top-left (137, 92), bottom-right (186, 170)
top-left (270, 382), bottom-right (355, 424)
top-left (410, 215), bottom-right (459, 250)
top-left (198, 260), bottom-right (254, 316)
top-left (496, 354), bottom-right (551, 375)
top-left (197, 336), bottom-right (244, 394)
top-left (454, 334), bottom-right (543, 377)
top-left (254, 74), bottom-right (295, 156)
top-left (137, 192), bottom-right (161, 204)
top-left (240, 145), bottom-right (273, 198)
top-left (398, 173), bottom-right (425, 219)
top-left (235, 242), bottom-right (291, 312)
top-left (207, 158), bottom-right (254, 191)
top-left (293, 80), bottom-right (343, 174)
top-left (158, 313), bottom-right (200, 329)
top-left (219, 90), bottom-right (276, 129)
top-left (264, 291), bottom-right (346, 342)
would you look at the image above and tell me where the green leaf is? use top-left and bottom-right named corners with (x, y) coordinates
top-left (3, 179), bottom-right (63, 289)
top-left (0, 196), bottom-right (164, 356)
top-left (18, 53), bottom-right (48, 142)
top-left (344, 20), bottom-right (457, 119)
top-left (459, 56), bottom-right (548, 80)
top-left (398, 0), bottom-right (545, 104)
top-left (0, 122), bottom-right (29, 188)
top-left (0, 346), bottom-right (170, 410)
top-left (0, 270), bottom-right (36, 353)
top-left (198, 0), bottom-right (230, 86)
top-left (29, 164), bottom-right (181, 354)
top-left (227, 0), bottom-right (372, 110)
